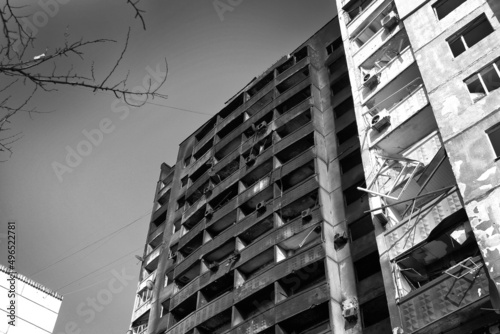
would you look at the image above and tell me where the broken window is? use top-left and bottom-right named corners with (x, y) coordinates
top-left (275, 133), bottom-right (315, 165)
top-left (360, 295), bottom-right (390, 328)
top-left (275, 109), bottom-right (312, 140)
top-left (219, 92), bottom-right (244, 119)
top-left (326, 36), bottom-right (342, 55)
top-left (176, 196), bottom-right (186, 211)
top-left (277, 260), bottom-right (326, 301)
top-left (336, 121), bottom-right (358, 145)
top-left (395, 213), bottom-right (480, 296)
top-left (192, 138), bottom-right (213, 161)
top-left (209, 183), bottom-right (238, 212)
top-left (343, 179), bottom-right (365, 206)
top-left (465, 59), bottom-right (500, 102)
top-left (448, 14), bottom-right (494, 57)
top-left (200, 272), bottom-right (234, 304)
top-left (348, 214), bottom-right (374, 241)
top-left (233, 285), bottom-right (274, 324)
top-left (328, 56), bottom-right (347, 76)
top-left (248, 72), bottom-right (274, 97)
top-left (433, 0), bottom-right (467, 20)
top-left (331, 72), bottom-right (351, 96)
top-left (486, 122), bottom-right (500, 159)
top-left (294, 46), bottom-right (308, 62)
top-left (277, 66), bottom-right (310, 94)
top-left (333, 97), bottom-right (354, 119)
top-left (195, 117), bottom-right (216, 144)
top-left (354, 251), bottom-right (381, 281)
top-left (217, 114), bottom-right (244, 140)
top-left (198, 309), bottom-right (232, 334)
top-left (277, 302), bottom-right (331, 334)
top-left (275, 86), bottom-right (311, 115)
top-left (343, 0), bottom-right (376, 24)
top-left (340, 148), bottom-right (362, 174)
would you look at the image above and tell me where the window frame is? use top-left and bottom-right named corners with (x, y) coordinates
top-left (464, 59), bottom-right (500, 103)
top-left (447, 14), bottom-right (493, 57)
top-left (432, 0), bottom-right (467, 20)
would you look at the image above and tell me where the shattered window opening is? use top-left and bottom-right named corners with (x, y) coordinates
top-left (448, 14), bottom-right (494, 57)
top-left (395, 216), bottom-right (480, 297)
top-left (465, 59), bottom-right (500, 102)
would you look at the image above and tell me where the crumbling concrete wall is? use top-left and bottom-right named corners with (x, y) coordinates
top-left (402, 0), bottom-right (500, 300)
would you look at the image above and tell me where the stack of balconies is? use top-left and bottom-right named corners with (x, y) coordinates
top-left (155, 44), bottom-right (336, 334)
top-left (338, 0), bottom-right (493, 333)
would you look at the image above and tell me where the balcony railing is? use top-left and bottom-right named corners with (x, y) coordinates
top-left (360, 45), bottom-right (414, 102)
top-left (144, 246), bottom-right (161, 268)
top-left (398, 256), bottom-right (489, 333)
top-left (353, 19), bottom-right (403, 67)
top-left (385, 189), bottom-right (463, 260)
top-left (366, 82), bottom-right (430, 150)
top-left (234, 243), bottom-right (325, 302)
top-left (275, 283), bottom-right (329, 323)
top-left (166, 291), bottom-right (234, 334)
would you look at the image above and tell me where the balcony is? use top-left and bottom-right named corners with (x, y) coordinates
top-left (178, 219), bottom-right (205, 250)
top-left (360, 43), bottom-right (414, 103)
top-left (233, 308), bottom-right (275, 334)
top-left (166, 291), bottom-right (234, 334)
top-left (275, 176), bottom-right (319, 211)
top-left (385, 189), bottom-right (463, 260)
top-left (193, 117), bottom-right (217, 151)
top-left (157, 184), bottom-right (171, 204)
top-left (133, 297), bottom-right (152, 322)
top-left (353, 20), bottom-right (403, 67)
top-left (182, 196), bottom-right (207, 226)
top-left (275, 283), bottom-right (329, 323)
top-left (347, 0), bottom-right (391, 39)
top-left (234, 243), bottom-right (325, 302)
top-left (273, 122), bottom-right (314, 158)
top-left (148, 219), bottom-right (165, 241)
top-left (138, 270), bottom-right (157, 294)
top-left (367, 84), bottom-right (433, 154)
top-left (398, 256), bottom-right (489, 333)
top-left (241, 122), bottom-right (274, 154)
top-left (144, 245), bottom-right (161, 271)
top-left (276, 56), bottom-right (310, 83)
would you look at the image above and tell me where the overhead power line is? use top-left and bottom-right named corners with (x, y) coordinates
top-left (56, 246), bottom-right (143, 293)
top-left (29, 209), bottom-right (152, 278)
top-left (97, 91), bottom-right (213, 116)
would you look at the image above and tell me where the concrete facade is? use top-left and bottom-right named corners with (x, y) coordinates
top-left (337, 0), bottom-right (500, 333)
top-left (128, 17), bottom-right (393, 334)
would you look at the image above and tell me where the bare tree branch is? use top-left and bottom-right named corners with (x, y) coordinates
top-left (0, 0), bottom-right (168, 160)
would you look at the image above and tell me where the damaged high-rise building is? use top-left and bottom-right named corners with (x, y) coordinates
top-left (127, 1), bottom-right (500, 333)
top-left (336, 0), bottom-right (500, 333)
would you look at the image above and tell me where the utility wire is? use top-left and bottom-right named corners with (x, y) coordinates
top-left (97, 91), bottom-right (213, 116)
top-left (29, 209), bottom-right (152, 278)
top-left (140, 100), bottom-right (213, 116)
top-left (56, 246), bottom-right (143, 293)
top-left (61, 255), bottom-right (138, 296)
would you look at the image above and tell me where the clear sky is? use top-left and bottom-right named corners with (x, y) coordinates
top-left (0, 1), bottom-right (336, 333)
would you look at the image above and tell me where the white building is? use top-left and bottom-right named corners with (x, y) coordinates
top-left (0, 264), bottom-right (62, 334)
